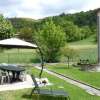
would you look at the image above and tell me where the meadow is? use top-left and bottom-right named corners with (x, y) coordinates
top-left (68, 35), bottom-right (97, 63)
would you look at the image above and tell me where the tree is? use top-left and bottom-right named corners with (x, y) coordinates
top-left (33, 19), bottom-right (66, 62)
top-left (61, 46), bottom-right (77, 68)
top-left (0, 15), bottom-right (14, 39)
top-left (80, 26), bottom-right (92, 39)
top-left (18, 27), bottom-right (33, 42)
top-left (59, 20), bottom-right (81, 42)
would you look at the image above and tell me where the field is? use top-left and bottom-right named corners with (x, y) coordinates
top-left (68, 35), bottom-right (97, 63)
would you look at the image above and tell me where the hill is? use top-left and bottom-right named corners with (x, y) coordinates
top-left (9, 8), bottom-right (97, 30)
top-left (8, 18), bottom-right (37, 30)
top-left (8, 8), bottom-right (98, 42)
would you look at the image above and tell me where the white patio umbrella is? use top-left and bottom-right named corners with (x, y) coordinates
top-left (0, 38), bottom-right (37, 49)
top-left (0, 38), bottom-right (44, 78)
top-left (0, 38), bottom-right (37, 63)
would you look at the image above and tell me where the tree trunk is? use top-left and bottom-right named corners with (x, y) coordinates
top-left (67, 56), bottom-right (70, 68)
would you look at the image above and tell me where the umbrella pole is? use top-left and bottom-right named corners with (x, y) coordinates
top-left (18, 48), bottom-right (20, 63)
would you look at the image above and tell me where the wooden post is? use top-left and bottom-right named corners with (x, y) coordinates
top-left (97, 8), bottom-right (100, 64)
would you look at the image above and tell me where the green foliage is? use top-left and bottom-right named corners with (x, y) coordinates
top-left (34, 19), bottom-right (66, 62)
top-left (0, 15), bottom-right (14, 39)
top-left (9, 18), bottom-right (35, 30)
top-left (9, 9), bottom-right (97, 43)
top-left (61, 46), bottom-right (77, 67)
top-left (61, 46), bottom-right (77, 59)
top-left (60, 21), bottom-right (81, 42)
top-left (80, 26), bottom-right (92, 39)
top-left (94, 34), bottom-right (97, 42)
top-left (18, 27), bottom-right (33, 42)
top-left (52, 9), bottom-right (96, 41)
top-left (62, 10), bottom-right (96, 28)
top-left (36, 18), bottom-right (92, 42)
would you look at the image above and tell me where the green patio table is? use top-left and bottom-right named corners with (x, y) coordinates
top-left (0, 64), bottom-right (25, 83)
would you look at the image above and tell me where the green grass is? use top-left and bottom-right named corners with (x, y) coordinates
top-left (0, 49), bottom-right (40, 63)
top-left (67, 35), bottom-right (98, 63)
top-left (0, 67), bottom-right (100, 100)
top-left (74, 47), bottom-right (97, 63)
top-left (69, 35), bottom-right (96, 45)
top-left (65, 47), bottom-right (98, 63)
top-left (46, 63), bottom-right (100, 88)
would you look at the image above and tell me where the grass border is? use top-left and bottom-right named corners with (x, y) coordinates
top-left (48, 69), bottom-right (100, 91)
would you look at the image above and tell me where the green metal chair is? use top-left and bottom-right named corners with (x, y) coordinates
top-left (31, 75), bottom-right (70, 100)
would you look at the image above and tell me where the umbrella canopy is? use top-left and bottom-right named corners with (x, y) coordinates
top-left (0, 38), bottom-right (37, 49)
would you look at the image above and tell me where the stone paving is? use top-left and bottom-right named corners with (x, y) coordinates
top-left (0, 74), bottom-right (51, 92)
top-left (34, 66), bottom-right (100, 96)
top-left (0, 74), bottom-right (33, 91)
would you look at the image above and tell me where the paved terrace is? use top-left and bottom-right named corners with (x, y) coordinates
top-left (0, 74), bottom-right (51, 92)
top-left (0, 74), bottom-right (33, 91)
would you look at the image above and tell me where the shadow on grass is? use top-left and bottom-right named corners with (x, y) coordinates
top-left (30, 58), bottom-right (40, 63)
top-left (22, 94), bottom-right (69, 100)
top-left (22, 94), bottom-right (32, 99)
top-left (22, 94), bottom-right (40, 100)
top-left (51, 66), bottom-right (70, 70)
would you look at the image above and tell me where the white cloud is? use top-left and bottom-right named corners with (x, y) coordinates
top-left (83, 0), bottom-right (100, 11)
top-left (0, 0), bottom-right (100, 19)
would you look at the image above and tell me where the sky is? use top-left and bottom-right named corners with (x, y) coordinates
top-left (0, 0), bottom-right (100, 19)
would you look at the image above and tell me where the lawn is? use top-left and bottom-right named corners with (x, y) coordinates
top-left (46, 63), bottom-right (100, 88)
top-left (0, 66), bottom-right (100, 100)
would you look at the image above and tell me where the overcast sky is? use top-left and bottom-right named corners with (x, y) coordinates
top-left (0, 0), bottom-right (100, 19)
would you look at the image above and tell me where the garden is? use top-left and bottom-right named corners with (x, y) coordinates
top-left (0, 8), bottom-right (100, 100)
top-left (0, 67), bottom-right (100, 100)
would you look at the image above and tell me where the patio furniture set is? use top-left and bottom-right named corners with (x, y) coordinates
top-left (0, 64), bottom-right (25, 84)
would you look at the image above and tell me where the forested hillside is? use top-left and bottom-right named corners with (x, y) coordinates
top-left (8, 8), bottom-right (97, 42)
